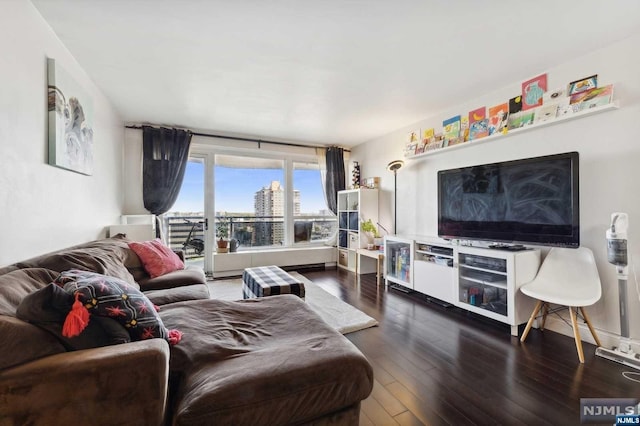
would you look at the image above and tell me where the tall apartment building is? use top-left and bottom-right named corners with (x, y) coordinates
top-left (254, 181), bottom-right (300, 245)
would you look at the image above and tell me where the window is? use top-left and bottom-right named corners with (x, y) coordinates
top-left (165, 157), bottom-right (205, 260)
top-left (213, 154), bottom-right (336, 248)
top-left (215, 155), bottom-right (285, 248)
top-left (293, 161), bottom-right (337, 244)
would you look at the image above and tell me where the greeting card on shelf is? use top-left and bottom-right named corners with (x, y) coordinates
top-left (522, 73), bottom-right (547, 111)
top-left (488, 103), bottom-right (509, 135)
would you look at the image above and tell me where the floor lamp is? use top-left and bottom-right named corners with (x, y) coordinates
top-left (386, 160), bottom-right (404, 234)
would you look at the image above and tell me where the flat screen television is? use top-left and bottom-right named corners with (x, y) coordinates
top-left (438, 151), bottom-right (579, 247)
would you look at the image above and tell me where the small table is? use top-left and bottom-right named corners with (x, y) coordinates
top-left (356, 248), bottom-right (384, 285)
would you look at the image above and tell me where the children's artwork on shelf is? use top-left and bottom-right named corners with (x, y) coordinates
top-left (469, 107), bottom-right (486, 125)
top-left (568, 75), bottom-right (597, 95)
top-left (416, 128), bottom-right (434, 154)
top-left (422, 128), bottom-right (434, 144)
top-left (425, 133), bottom-right (444, 151)
top-left (404, 129), bottom-right (420, 156)
top-left (507, 95), bottom-right (523, 130)
top-left (543, 88), bottom-right (566, 104)
top-left (469, 119), bottom-right (489, 140)
top-left (509, 95), bottom-right (522, 114)
top-left (507, 110), bottom-right (535, 129)
top-left (488, 103), bottom-right (509, 135)
top-left (520, 110), bottom-right (535, 126)
top-left (569, 84), bottom-right (613, 110)
top-left (533, 104), bottom-right (558, 124)
top-left (557, 101), bottom-right (578, 118)
top-left (522, 73), bottom-right (547, 111)
top-left (460, 116), bottom-right (470, 142)
top-left (442, 115), bottom-right (461, 147)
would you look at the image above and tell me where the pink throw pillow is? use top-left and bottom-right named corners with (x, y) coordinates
top-left (128, 239), bottom-right (184, 278)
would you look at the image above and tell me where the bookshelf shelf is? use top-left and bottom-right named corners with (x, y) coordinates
top-left (405, 102), bottom-right (619, 160)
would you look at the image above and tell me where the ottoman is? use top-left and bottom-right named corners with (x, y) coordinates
top-left (242, 265), bottom-right (306, 299)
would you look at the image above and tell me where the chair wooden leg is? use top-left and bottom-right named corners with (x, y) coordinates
top-left (540, 303), bottom-right (549, 331)
top-left (569, 307), bottom-right (585, 363)
top-left (521, 300), bottom-right (544, 342)
top-left (580, 307), bottom-right (602, 347)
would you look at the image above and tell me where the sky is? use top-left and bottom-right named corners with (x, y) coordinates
top-left (171, 160), bottom-right (327, 214)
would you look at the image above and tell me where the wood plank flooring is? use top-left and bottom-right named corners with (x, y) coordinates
top-left (300, 267), bottom-right (640, 426)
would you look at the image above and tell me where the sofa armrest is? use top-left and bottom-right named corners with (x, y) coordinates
top-left (173, 249), bottom-right (185, 262)
top-left (0, 339), bottom-right (169, 426)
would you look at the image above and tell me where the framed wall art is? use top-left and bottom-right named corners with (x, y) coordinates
top-left (47, 58), bottom-right (94, 175)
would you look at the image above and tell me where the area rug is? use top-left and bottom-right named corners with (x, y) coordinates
top-left (207, 272), bottom-right (378, 334)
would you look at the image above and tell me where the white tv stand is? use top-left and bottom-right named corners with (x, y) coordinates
top-left (384, 235), bottom-right (541, 336)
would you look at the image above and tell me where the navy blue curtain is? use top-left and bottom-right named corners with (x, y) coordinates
top-left (325, 147), bottom-right (345, 214)
top-left (142, 126), bottom-right (192, 215)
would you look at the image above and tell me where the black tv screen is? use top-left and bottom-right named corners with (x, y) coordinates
top-left (438, 152), bottom-right (579, 247)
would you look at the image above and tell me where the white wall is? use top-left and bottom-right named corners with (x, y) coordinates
top-left (352, 33), bottom-right (640, 347)
top-left (0, 1), bottom-right (124, 265)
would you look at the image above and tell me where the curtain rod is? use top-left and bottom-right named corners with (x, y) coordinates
top-left (125, 125), bottom-right (350, 152)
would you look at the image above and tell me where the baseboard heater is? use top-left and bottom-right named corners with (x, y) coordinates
top-left (211, 246), bottom-right (337, 278)
top-left (212, 263), bottom-right (331, 279)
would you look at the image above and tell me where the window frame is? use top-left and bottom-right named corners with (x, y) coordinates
top-left (190, 142), bottom-right (334, 253)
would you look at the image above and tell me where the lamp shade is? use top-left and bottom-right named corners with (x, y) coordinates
top-left (387, 160), bottom-right (404, 172)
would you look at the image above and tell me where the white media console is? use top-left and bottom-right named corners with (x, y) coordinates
top-left (384, 235), bottom-right (541, 336)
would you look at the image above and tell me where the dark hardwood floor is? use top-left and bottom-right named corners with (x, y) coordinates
top-left (300, 267), bottom-right (639, 426)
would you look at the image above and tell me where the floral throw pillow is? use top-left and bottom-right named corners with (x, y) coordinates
top-left (55, 269), bottom-right (181, 345)
top-left (128, 239), bottom-right (184, 278)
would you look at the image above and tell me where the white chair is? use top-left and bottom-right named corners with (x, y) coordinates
top-left (520, 247), bottom-right (602, 363)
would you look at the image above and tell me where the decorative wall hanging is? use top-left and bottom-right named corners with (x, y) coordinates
top-left (47, 58), bottom-right (94, 175)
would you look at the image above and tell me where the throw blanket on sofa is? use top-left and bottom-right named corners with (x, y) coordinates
top-left (159, 295), bottom-right (373, 425)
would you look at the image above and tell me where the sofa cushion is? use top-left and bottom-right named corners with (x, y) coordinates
top-left (0, 268), bottom-right (68, 369)
top-left (55, 270), bottom-right (180, 344)
top-left (16, 283), bottom-right (131, 351)
top-left (144, 284), bottom-right (210, 306)
top-left (138, 266), bottom-right (206, 291)
top-left (0, 268), bottom-right (59, 316)
top-left (128, 239), bottom-right (184, 279)
top-left (159, 296), bottom-right (374, 425)
top-left (0, 315), bottom-right (67, 371)
top-left (16, 236), bottom-right (139, 288)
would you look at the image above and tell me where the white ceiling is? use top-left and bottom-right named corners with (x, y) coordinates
top-left (32, 0), bottom-right (640, 147)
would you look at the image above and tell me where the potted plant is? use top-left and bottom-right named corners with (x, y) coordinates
top-left (361, 219), bottom-right (381, 248)
top-left (216, 220), bottom-right (229, 252)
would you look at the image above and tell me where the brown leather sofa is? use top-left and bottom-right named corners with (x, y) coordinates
top-left (0, 235), bottom-right (373, 425)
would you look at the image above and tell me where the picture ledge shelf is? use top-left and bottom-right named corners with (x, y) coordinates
top-left (405, 102), bottom-right (619, 160)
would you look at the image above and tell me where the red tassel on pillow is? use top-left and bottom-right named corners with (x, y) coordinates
top-left (62, 292), bottom-right (90, 338)
top-left (167, 329), bottom-right (183, 345)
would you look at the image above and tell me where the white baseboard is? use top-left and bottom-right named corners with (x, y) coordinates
top-left (542, 315), bottom-right (640, 354)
